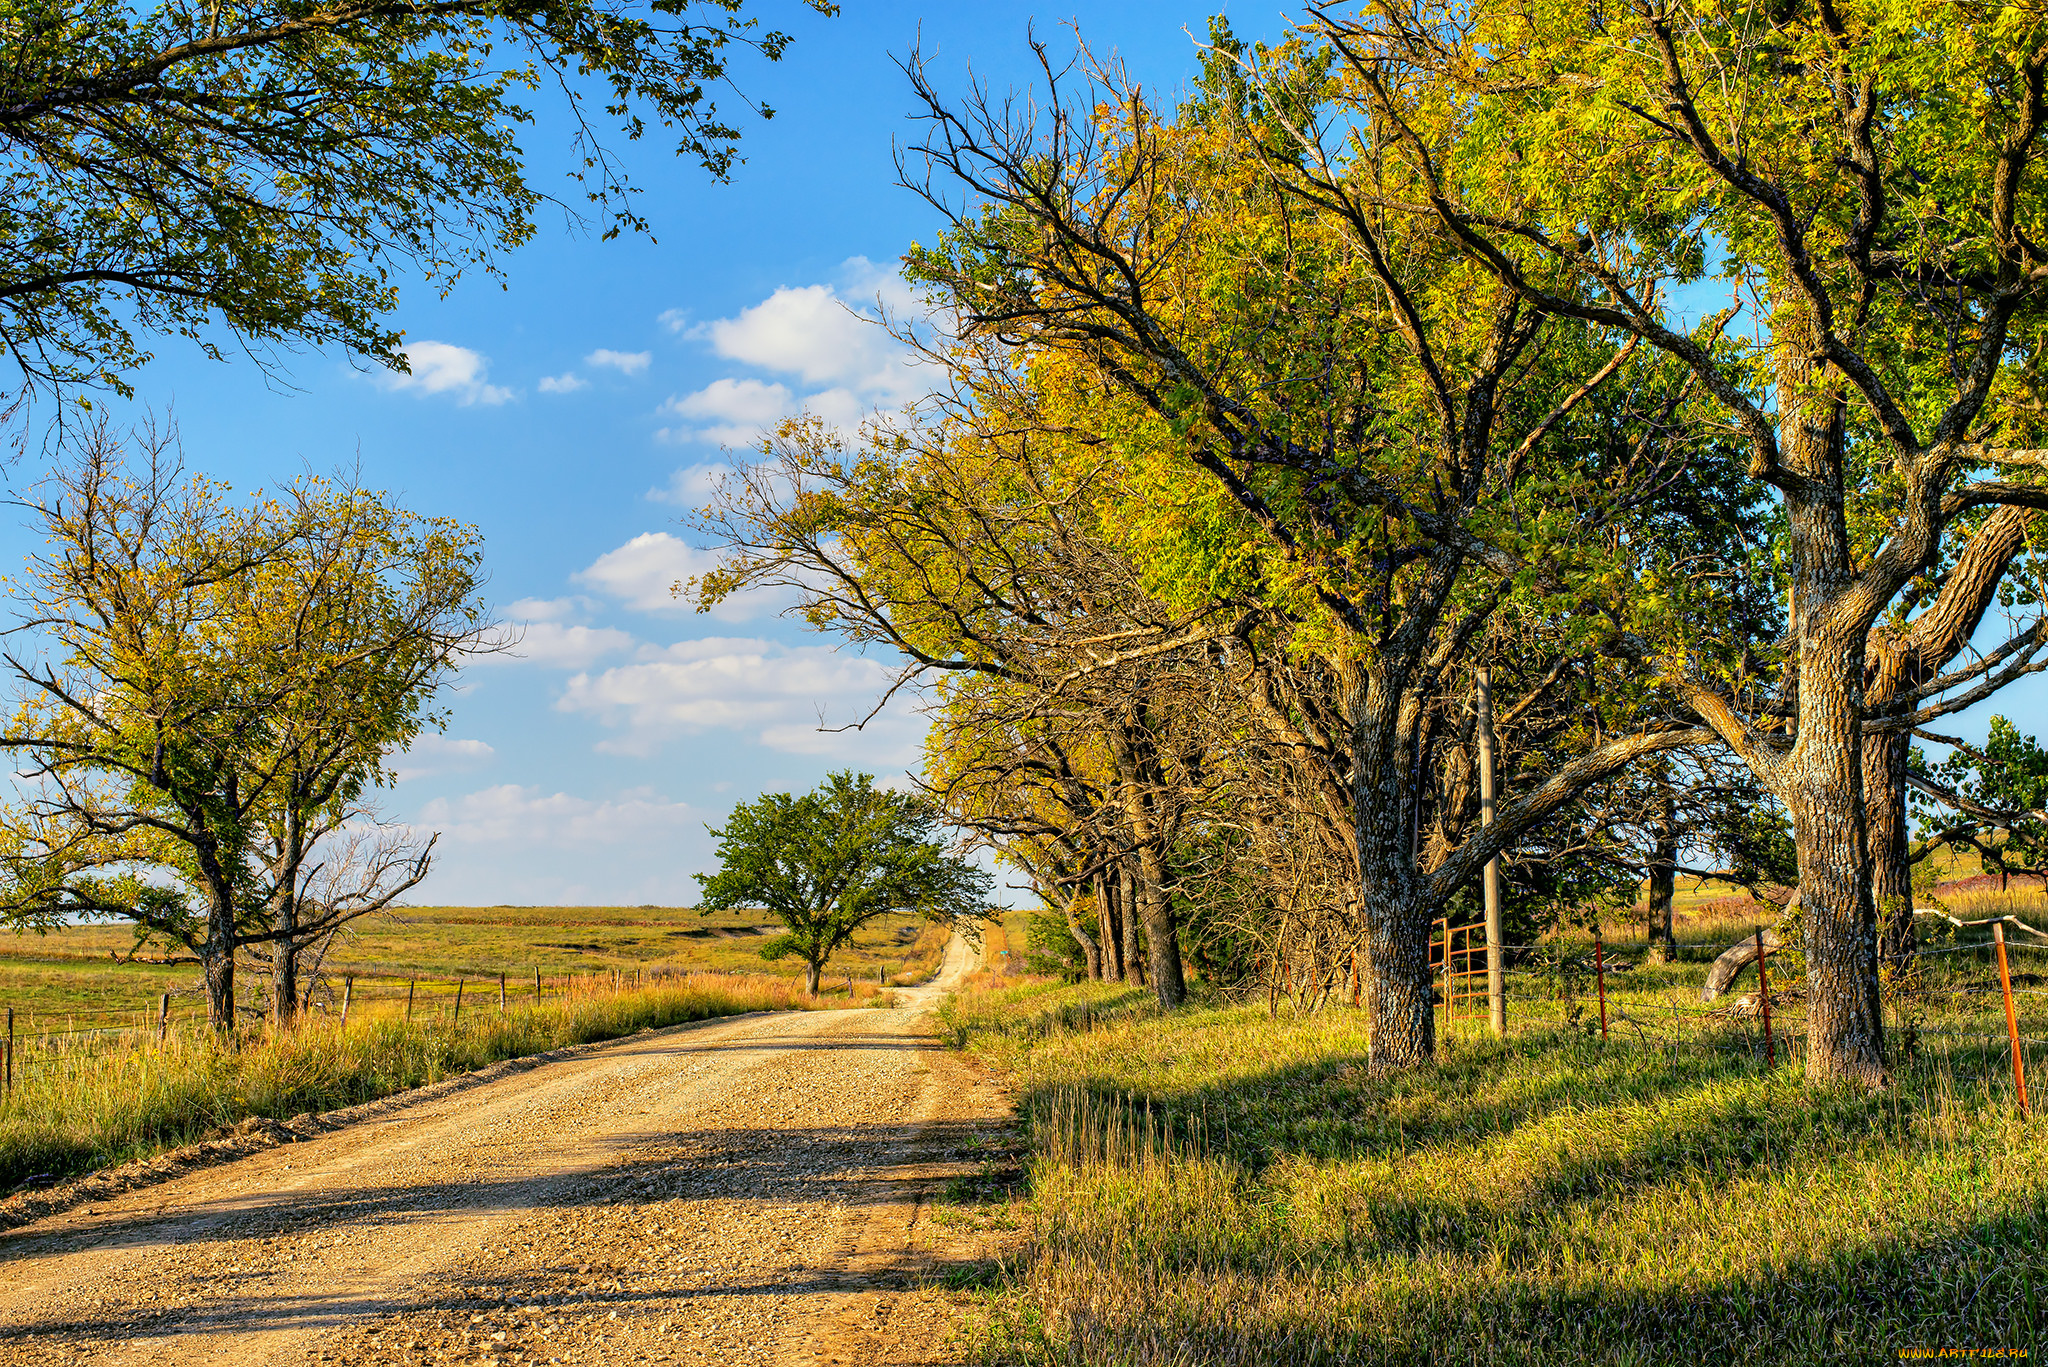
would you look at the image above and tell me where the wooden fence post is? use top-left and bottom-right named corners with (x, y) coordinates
top-left (5, 1007), bottom-right (12, 1095)
top-left (340, 976), bottom-right (354, 1032)
top-left (1755, 926), bottom-right (1774, 1069)
top-left (406, 980), bottom-right (416, 1024)
top-left (1995, 923), bottom-right (2031, 1119)
top-left (534, 966), bottom-right (541, 1002)
top-left (499, 972), bottom-right (507, 1014)
top-left (453, 978), bottom-right (464, 1026)
top-left (1476, 665), bottom-right (1506, 1036)
top-left (158, 993), bottom-right (170, 1044)
top-left (1594, 933), bottom-right (1609, 1042)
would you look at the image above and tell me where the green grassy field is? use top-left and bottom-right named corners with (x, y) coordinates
top-left (939, 908), bottom-right (2048, 1367)
top-left (0, 905), bottom-right (954, 1030)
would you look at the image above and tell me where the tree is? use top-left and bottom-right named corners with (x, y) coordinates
top-left (1309, 0), bottom-right (2048, 1083)
top-left (695, 771), bottom-right (992, 994)
top-left (893, 37), bottom-right (1743, 1070)
top-left (0, 0), bottom-right (834, 423)
top-left (0, 424), bottom-right (491, 1028)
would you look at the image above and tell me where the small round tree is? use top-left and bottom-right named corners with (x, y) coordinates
top-left (695, 771), bottom-right (991, 995)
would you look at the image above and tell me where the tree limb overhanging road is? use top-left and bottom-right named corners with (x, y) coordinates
top-left (0, 936), bottom-right (1008, 1367)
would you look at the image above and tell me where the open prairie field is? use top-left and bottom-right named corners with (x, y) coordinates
top-left (0, 905), bottom-right (953, 1030)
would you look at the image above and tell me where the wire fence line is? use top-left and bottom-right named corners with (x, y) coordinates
top-left (0, 962), bottom-right (726, 1096)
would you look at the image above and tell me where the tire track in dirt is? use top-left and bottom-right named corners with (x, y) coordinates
top-left (0, 938), bottom-right (1018, 1367)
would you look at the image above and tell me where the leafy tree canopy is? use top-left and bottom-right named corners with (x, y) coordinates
top-left (695, 770), bottom-right (991, 993)
top-left (0, 0), bottom-right (834, 422)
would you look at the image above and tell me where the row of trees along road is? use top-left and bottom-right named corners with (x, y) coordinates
top-left (694, 4), bottom-right (2048, 1088)
top-left (0, 426), bottom-right (494, 1030)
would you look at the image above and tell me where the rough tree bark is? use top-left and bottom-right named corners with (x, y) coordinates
top-left (1647, 765), bottom-right (1677, 962)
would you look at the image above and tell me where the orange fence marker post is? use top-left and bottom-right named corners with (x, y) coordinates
top-left (1755, 926), bottom-right (1774, 1070)
top-left (1995, 923), bottom-right (2031, 1119)
top-left (1594, 933), bottom-right (1609, 1042)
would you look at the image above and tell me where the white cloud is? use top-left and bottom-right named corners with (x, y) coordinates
top-left (537, 372), bottom-right (587, 394)
top-left (389, 733), bottom-right (496, 783)
top-left (653, 258), bottom-right (932, 447)
top-left (414, 784), bottom-right (703, 848)
top-left (571, 532), bottom-right (718, 614)
top-left (470, 597), bottom-right (635, 668)
top-left (498, 621), bottom-right (638, 669)
top-left (659, 308), bottom-right (690, 333)
top-left (587, 348), bottom-right (652, 376)
top-left (556, 639), bottom-right (919, 763)
top-left (375, 341), bottom-right (514, 406)
top-left (647, 462), bottom-right (729, 506)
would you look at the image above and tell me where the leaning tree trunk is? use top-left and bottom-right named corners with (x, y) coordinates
top-left (804, 959), bottom-right (821, 996)
top-left (1096, 871), bottom-right (1124, 981)
top-left (1133, 848), bottom-right (1185, 1008)
top-left (1063, 888), bottom-right (1103, 980)
top-left (1119, 864), bottom-right (1146, 987)
top-left (1787, 627), bottom-right (1889, 1087)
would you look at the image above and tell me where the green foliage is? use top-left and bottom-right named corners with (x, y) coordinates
top-left (0, 0), bottom-right (834, 418)
top-left (1023, 911), bottom-right (1086, 981)
top-left (695, 770), bottom-right (991, 989)
top-left (1919, 715), bottom-right (2048, 879)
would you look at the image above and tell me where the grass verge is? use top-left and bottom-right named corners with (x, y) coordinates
top-left (1, 971), bottom-right (824, 1190)
top-left (941, 980), bottom-right (2048, 1366)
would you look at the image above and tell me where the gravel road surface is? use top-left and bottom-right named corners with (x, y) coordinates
top-left (0, 937), bottom-right (1017, 1367)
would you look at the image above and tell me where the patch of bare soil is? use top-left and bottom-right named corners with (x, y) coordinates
top-left (0, 946), bottom-right (1019, 1367)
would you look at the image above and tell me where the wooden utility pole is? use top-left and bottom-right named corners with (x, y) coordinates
top-left (1476, 666), bottom-right (1506, 1036)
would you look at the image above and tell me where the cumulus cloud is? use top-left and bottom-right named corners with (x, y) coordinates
top-left (389, 733), bottom-right (496, 783)
top-left (655, 258), bottom-right (931, 446)
top-left (570, 533), bottom-right (718, 614)
top-left (587, 348), bottom-right (652, 376)
top-left (556, 638), bottom-right (919, 762)
top-left (656, 377), bottom-right (796, 447)
top-left (646, 462), bottom-right (729, 507)
top-left (537, 372), bottom-right (587, 394)
top-left (469, 597), bottom-right (636, 668)
top-left (375, 341), bottom-right (514, 405)
top-left (414, 784), bottom-right (703, 848)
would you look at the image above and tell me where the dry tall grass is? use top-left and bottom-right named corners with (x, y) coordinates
top-left (0, 971), bottom-right (819, 1188)
top-left (944, 980), bottom-right (2048, 1366)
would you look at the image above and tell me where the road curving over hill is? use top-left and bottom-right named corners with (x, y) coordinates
top-left (0, 934), bottom-right (1013, 1367)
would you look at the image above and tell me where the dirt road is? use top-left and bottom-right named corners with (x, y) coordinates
top-left (0, 937), bottom-right (1016, 1367)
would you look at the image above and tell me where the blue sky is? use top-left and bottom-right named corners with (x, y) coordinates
top-left (4, 1), bottom-right (2038, 907)
top-left (0, 3), bottom-right (1257, 906)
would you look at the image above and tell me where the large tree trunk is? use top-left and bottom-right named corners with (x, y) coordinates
top-left (804, 960), bottom-right (821, 996)
top-left (1789, 628), bottom-right (1888, 1086)
top-left (1134, 848), bottom-right (1185, 1008)
top-left (1353, 672), bottom-right (1435, 1072)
